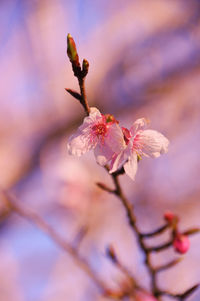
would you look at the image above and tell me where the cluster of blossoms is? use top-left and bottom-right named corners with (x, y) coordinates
top-left (67, 107), bottom-right (169, 180)
top-left (164, 211), bottom-right (190, 254)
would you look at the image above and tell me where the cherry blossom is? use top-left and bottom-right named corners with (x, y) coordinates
top-left (110, 118), bottom-right (169, 180)
top-left (67, 107), bottom-right (126, 166)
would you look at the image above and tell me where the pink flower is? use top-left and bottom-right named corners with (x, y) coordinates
top-left (135, 290), bottom-right (158, 301)
top-left (173, 234), bottom-right (190, 254)
top-left (67, 107), bottom-right (125, 166)
top-left (110, 118), bottom-right (169, 180)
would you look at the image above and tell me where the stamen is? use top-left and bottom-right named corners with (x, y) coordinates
top-left (91, 123), bottom-right (108, 144)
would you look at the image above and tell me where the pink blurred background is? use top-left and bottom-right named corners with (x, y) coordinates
top-left (0, 0), bottom-right (200, 300)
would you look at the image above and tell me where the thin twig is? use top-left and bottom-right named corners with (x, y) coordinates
top-left (158, 284), bottom-right (199, 300)
top-left (155, 258), bottom-right (182, 273)
top-left (78, 77), bottom-right (90, 115)
top-left (146, 240), bottom-right (173, 253)
top-left (140, 224), bottom-right (169, 238)
top-left (0, 189), bottom-right (107, 294)
top-left (105, 171), bottom-right (161, 297)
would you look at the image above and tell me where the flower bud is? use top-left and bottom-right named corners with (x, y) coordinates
top-left (173, 234), bottom-right (190, 254)
top-left (164, 211), bottom-right (179, 227)
top-left (135, 290), bottom-right (158, 301)
top-left (104, 114), bottom-right (119, 124)
top-left (67, 33), bottom-right (79, 66)
top-left (82, 59), bottom-right (89, 77)
top-left (164, 211), bottom-right (174, 221)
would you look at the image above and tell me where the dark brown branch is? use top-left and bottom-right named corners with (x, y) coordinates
top-left (96, 182), bottom-right (115, 193)
top-left (146, 240), bottom-right (173, 253)
top-left (155, 258), bottom-right (182, 272)
top-left (183, 228), bottom-right (200, 236)
top-left (158, 284), bottom-right (199, 300)
top-left (78, 77), bottom-right (90, 115)
top-left (140, 224), bottom-right (169, 238)
top-left (65, 88), bottom-right (82, 101)
top-left (178, 284), bottom-right (199, 300)
top-left (100, 169), bottom-right (161, 297)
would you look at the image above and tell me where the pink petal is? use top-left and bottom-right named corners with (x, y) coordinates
top-left (67, 107), bottom-right (102, 156)
top-left (87, 107), bottom-right (102, 121)
top-left (101, 123), bottom-right (128, 169)
top-left (94, 144), bottom-right (114, 166)
top-left (79, 107), bottom-right (102, 131)
top-left (138, 129), bottom-right (169, 158)
top-left (124, 152), bottom-right (138, 180)
top-left (130, 118), bottom-right (148, 136)
top-left (67, 129), bottom-right (96, 156)
top-left (109, 149), bottom-right (128, 174)
top-left (105, 124), bottom-right (128, 172)
top-left (106, 123), bottom-right (126, 153)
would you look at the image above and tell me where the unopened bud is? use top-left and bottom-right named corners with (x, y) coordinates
top-left (164, 211), bottom-right (179, 227)
top-left (104, 114), bottom-right (119, 124)
top-left (67, 34), bottom-right (79, 66)
top-left (173, 234), bottom-right (190, 254)
top-left (82, 59), bottom-right (89, 77)
top-left (164, 211), bottom-right (174, 222)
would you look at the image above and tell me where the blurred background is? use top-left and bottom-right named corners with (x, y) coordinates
top-left (0, 0), bottom-right (200, 300)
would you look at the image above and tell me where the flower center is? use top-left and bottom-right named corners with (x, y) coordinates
top-left (92, 123), bottom-right (107, 138)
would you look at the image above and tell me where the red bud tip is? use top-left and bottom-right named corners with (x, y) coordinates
top-left (173, 234), bottom-right (190, 254)
top-left (164, 211), bottom-right (174, 222)
top-left (164, 211), bottom-right (179, 226)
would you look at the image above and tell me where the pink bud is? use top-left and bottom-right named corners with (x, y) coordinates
top-left (164, 211), bottom-right (179, 227)
top-left (135, 290), bottom-right (158, 301)
top-left (173, 234), bottom-right (190, 254)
